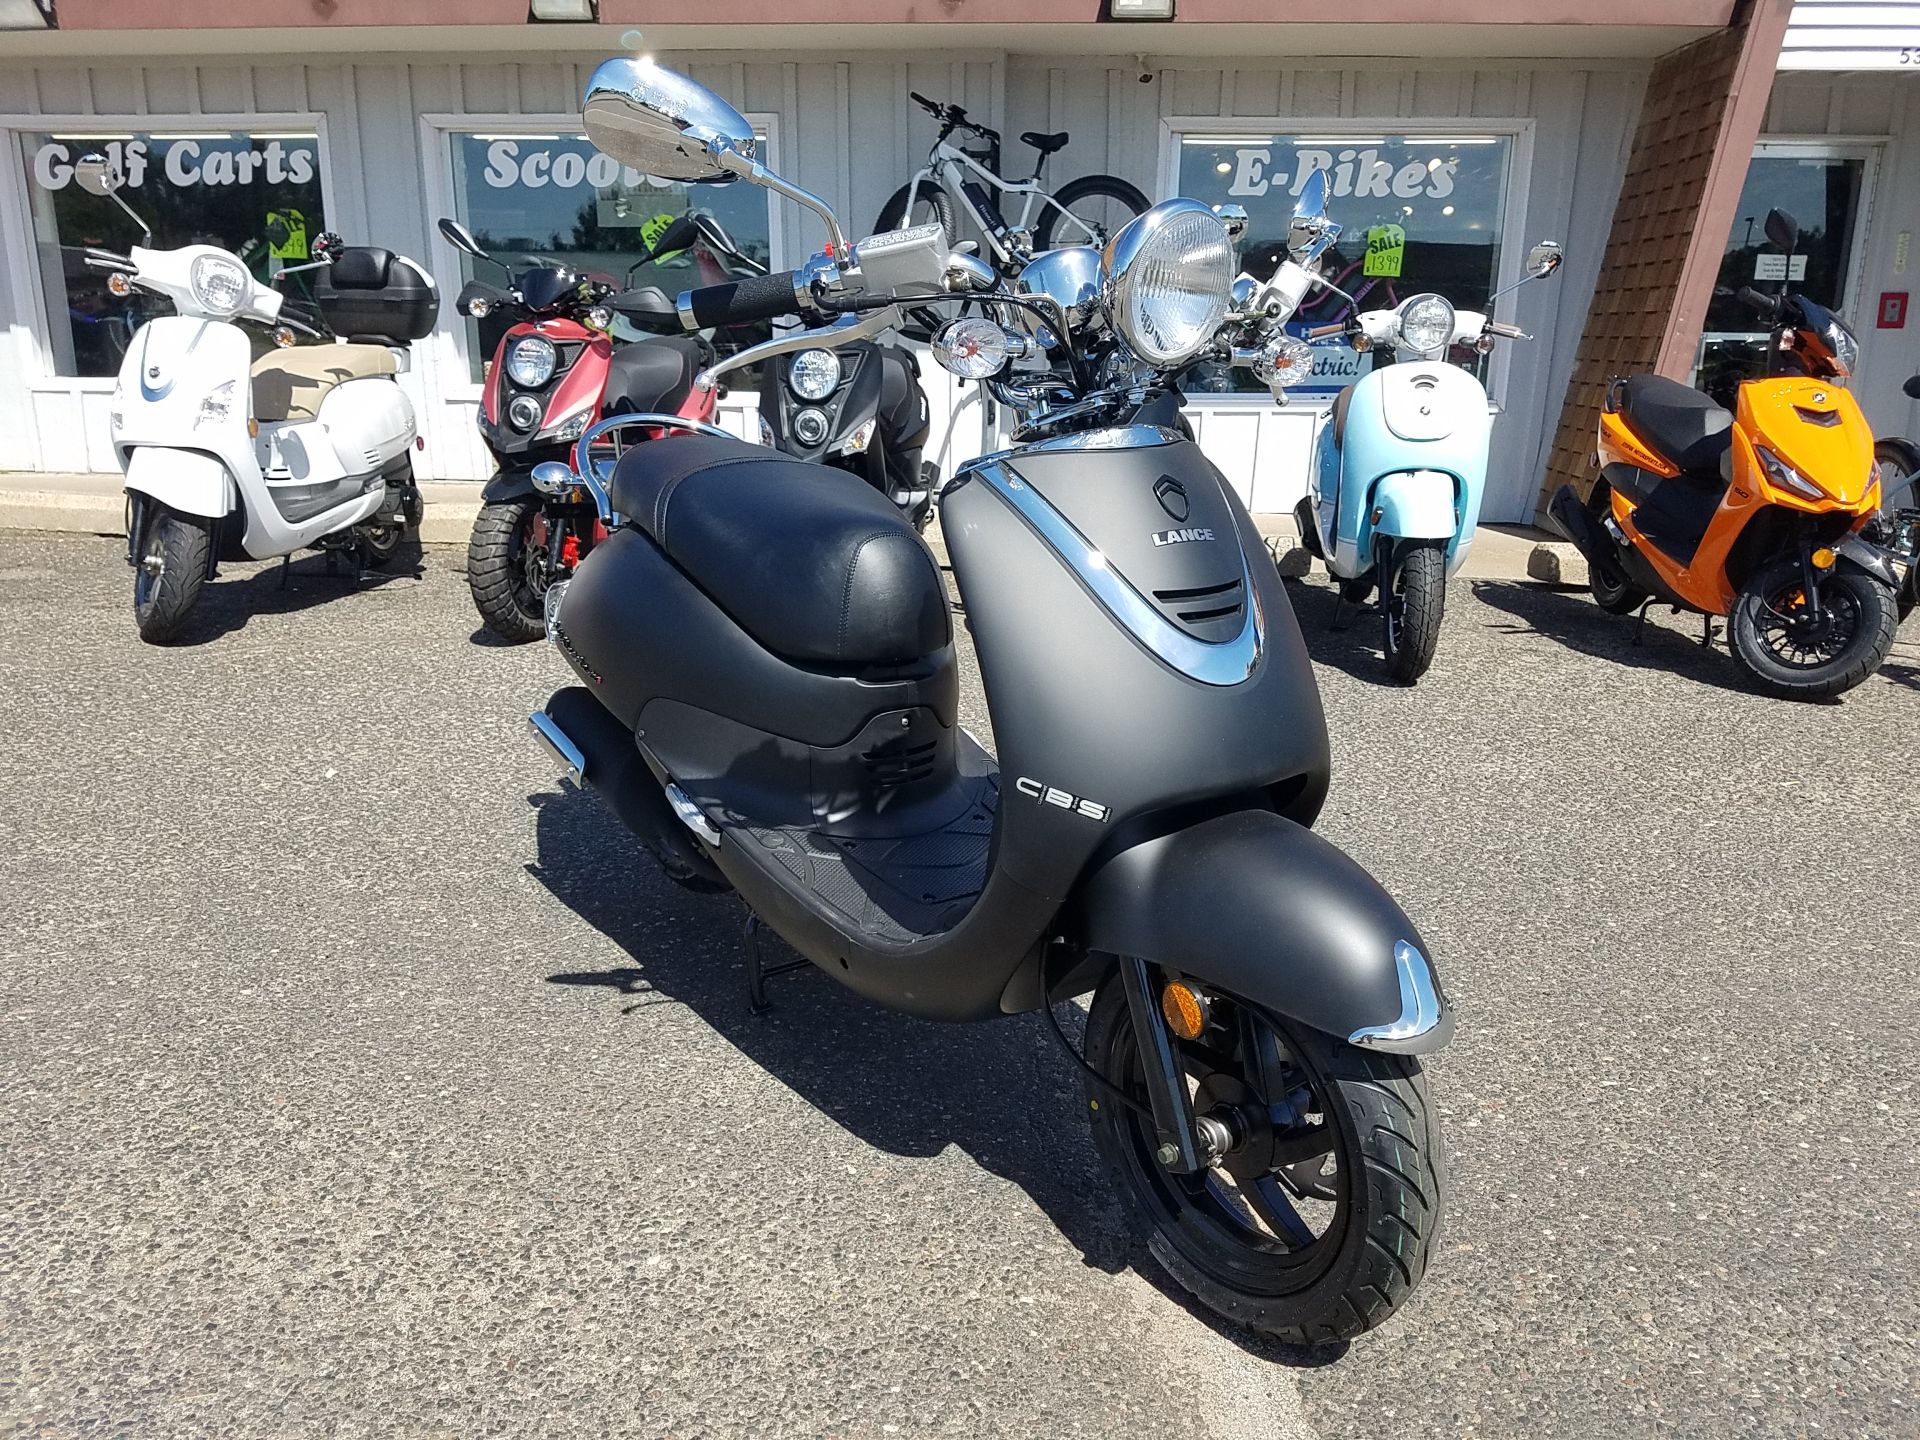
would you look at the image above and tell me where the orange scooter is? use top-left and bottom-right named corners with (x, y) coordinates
top-left (1549, 208), bottom-right (1899, 700)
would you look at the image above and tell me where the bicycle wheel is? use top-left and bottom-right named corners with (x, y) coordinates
top-left (874, 181), bottom-right (957, 246)
top-left (1032, 175), bottom-right (1150, 251)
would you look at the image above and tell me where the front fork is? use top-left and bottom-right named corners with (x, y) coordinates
top-left (1118, 955), bottom-right (1206, 1175)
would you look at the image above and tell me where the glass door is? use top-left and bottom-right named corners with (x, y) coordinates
top-left (1695, 142), bottom-right (1875, 406)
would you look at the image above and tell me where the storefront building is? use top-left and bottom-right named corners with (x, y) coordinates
top-left (2, 2), bottom-right (1746, 522)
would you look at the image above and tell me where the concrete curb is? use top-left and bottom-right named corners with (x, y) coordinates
top-left (0, 472), bottom-right (1565, 583)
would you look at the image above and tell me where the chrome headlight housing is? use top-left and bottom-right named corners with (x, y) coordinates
top-left (1101, 199), bottom-right (1234, 368)
top-left (1826, 317), bottom-right (1859, 378)
top-left (188, 254), bottom-right (249, 318)
top-left (1397, 294), bottom-right (1456, 355)
top-left (788, 348), bottom-right (841, 401)
top-left (1015, 245), bottom-right (1104, 337)
top-left (507, 335), bottom-right (559, 389)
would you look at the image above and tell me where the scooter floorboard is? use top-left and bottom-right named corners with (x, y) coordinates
top-left (727, 772), bottom-right (998, 945)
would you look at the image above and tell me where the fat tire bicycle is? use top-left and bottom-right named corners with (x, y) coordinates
top-left (875, 92), bottom-right (1148, 272)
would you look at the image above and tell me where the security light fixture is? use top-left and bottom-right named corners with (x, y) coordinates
top-left (0, 0), bottom-right (54, 28)
top-left (529, 0), bottom-right (596, 20)
top-left (1107, 0), bottom-right (1174, 17)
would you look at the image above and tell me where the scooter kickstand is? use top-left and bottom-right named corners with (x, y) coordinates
top-left (1329, 590), bottom-right (1349, 632)
top-left (743, 908), bottom-right (809, 1015)
top-left (278, 555), bottom-right (291, 591)
top-left (1633, 598), bottom-right (1652, 646)
top-left (1700, 614), bottom-right (1717, 648)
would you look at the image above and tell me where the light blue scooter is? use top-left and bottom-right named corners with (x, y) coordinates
top-left (1290, 240), bottom-right (1564, 683)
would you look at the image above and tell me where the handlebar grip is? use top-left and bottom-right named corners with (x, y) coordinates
top-left (1306, 322), bottom-right (1346, 340)
top-left (678, 270), bottom-right (804, 330)
top-left (1488, 321), bottom-right (1527, 340)
top-left (1738, 286), bottom-right (1779, 317)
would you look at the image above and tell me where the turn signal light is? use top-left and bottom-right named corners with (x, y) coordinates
top-left (1161, 981), bottom-right (1208, 1041)
top-left (1811, 546), bottom-right (1836, 570)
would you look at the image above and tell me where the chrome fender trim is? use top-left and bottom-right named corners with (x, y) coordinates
top-left (1348, 940), bottom-right (1451, 1053)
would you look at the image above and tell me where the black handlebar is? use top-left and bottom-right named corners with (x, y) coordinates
top-left (678, 270), bottom-right (804, 329)
top-left (1738, 286), bottom-right (1782, 321)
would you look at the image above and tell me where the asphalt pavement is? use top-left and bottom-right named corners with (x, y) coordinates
top-left (1, 532), bottom-right (1916, 1439)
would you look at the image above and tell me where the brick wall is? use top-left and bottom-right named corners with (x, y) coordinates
top-left (1536, 0), bottom-right (1796, 513)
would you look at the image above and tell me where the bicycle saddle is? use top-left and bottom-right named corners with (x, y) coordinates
top-left (1022, 131), bottom-right (1069, 156)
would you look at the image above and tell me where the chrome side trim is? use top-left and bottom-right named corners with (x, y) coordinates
top-left (1016, 423), bottom-right (1185, 454)
top-left (567, 412), bottom-right (733, 524)
top-left (1349, 940), bottom-right (1452, 1053)
top-left (665, 783), bottom-right (721, 845)
top-left (973, 460), bottom-right (1262, 687)
top-left (527, 711), bottom-right (585, 785)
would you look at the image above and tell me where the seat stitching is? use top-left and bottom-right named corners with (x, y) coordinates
top-left (642, 449), bottom-right (768, 547)
top-left (840, 530), bottom-right (896, 658)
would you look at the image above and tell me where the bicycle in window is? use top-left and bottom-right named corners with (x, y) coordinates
top-left (875, 92), bottom-right (1148, 273)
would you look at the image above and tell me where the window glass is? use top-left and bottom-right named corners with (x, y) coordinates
top-left (1697, 152), bottom-right (1865, 406)
top-left (1173, 132), bottom-right (1513, 394)
top-left (447, 132), bottom-right (776, 382)
top-left (22, 131), bottom-right (329, 377)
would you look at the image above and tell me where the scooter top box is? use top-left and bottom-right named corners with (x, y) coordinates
top-left (313, 247), bottom-right (439, 346)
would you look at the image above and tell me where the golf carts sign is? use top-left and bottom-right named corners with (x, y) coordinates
top-left (32, 136), bottom-right (319, 190)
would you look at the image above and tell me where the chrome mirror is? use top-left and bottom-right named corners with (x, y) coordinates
top-left (1526, 240), bottom-right (1563, 278)
top-left (582, 57), bottom-right (756, 184)
top-left (530, 461), bottom-right (575, 497)
top-left (1287, 169), bottom-right (1337, 263)
top-left (438, 216), bottom-right (487, 259)
top-left (73, 152), bottom-right (120, 196)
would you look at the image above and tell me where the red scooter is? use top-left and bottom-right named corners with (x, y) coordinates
top-left (440, 216), bottom-right (725, 642)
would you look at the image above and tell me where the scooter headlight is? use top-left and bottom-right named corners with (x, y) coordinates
top-left (1825, 317), bottom-right (1859, 378)
top-left (507, 335), bottom-right (559, 389)
top-left (1101, 200), bottom-right (1234, 367)
top-left (788, 348), bottom-right (840, 401)
top-left (1756, 446), bottom-right (1828, 501)
top-left (189, 254), bottom-right (249, 318)
top-left (1397, 294), bottom-right (1455, 356)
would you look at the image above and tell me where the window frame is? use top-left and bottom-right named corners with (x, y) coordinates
top-left (0, 111), bottom-right (338, 387)
top-left (419, 110), bottom-right (784, 400)
top-left (1157, 114), bottom-right (1536, 409)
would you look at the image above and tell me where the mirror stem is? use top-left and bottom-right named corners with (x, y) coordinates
top-left (109, 190), bottom-right (153, 246)
top-left (720, 148), bottom-right (850, 260)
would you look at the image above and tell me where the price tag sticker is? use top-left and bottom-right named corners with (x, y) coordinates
top-left (1364, 224), bottom-right (1406, 279)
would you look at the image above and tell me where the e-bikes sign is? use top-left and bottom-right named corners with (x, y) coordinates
top-left (32, 137), bottom-right (320, 190)
top-left (1225, 147), bottom-right (1461, 202)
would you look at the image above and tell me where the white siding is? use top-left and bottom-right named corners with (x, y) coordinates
top-left (0, 50), bottom-right (1650, 520)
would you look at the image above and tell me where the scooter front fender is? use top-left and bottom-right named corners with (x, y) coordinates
top-left (123, 446), bottom-right (235, 520)
top-left (482, 467), bottom-right (537, 505)
top-left (1370, 469), bottom-right (1460, 542)
top-left (1076, 809), bottom-right (1452, 1054)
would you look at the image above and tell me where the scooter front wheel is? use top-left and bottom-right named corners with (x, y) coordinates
top-left (1381, 540), bottom-right (1446, 684)
top-left (1082, 975), bottom-right (1442, 1346)
top-left (133, 503), bottom-right (212, 645)
top-left (467, 499), bottom-right (549, 644)
top-left (1728, 559), bottom-right (1897, 700)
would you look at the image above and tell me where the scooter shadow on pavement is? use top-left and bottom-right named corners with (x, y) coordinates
top-left (165, 551), bottom-right (426, 646)
top-left (1467, 578), bottom-right (1764, 697)
top-left (1280, 574), bottom-right (1402, 691)
top-left (525, 781), bottom-right (1348, 1370)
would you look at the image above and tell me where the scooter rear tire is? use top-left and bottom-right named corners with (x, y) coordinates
top-left (1590, 557), bottom-right (1648, 615)
top-left (1082, 975), bottom-right (1443, 1346)
top-left (133, 504), bottom-right (212, 645)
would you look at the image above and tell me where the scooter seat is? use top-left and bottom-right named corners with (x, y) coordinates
top-left (250, 343), bottom-right (396, 423)
top-left (1617, 375), bottom-right (1733, 473)
top-left (603, 335), bottom-right (706, 416)
top-left (608, 434), bottom-right (950, 668)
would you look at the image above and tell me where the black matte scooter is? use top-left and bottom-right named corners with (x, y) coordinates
top-left (525, 57), bottom-right (1455, 1346)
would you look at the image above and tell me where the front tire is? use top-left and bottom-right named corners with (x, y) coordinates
top-left (1082, 976), bottom-right (1443, 1346)
top-left (467, 498), bottom-right (548, 644)
top-left (1031, 175), bottom-right (1151, 251)
top-left (1381, 540), bottom-right (1446, 684)
top-left (1728, 559), bottom-right (1897, 700)
top-left (874, 181), bottom-right (957, 246)
top-left (1590, 555), bottom-right (1648, 615)
top-left (133, 504), bottom-right (212, 644)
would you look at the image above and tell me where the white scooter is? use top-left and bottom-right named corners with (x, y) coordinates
top-left (73, 154), bottom-right (440, 643)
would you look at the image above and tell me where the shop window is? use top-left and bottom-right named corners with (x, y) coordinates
top-left (446, 129), bottom-right (778, 383)
top-left (1170, 130), bottom-right (1515, 395)
top-left (21, 130), bottom-right (330, 378)
top-left (1697, 147), bottom-right (1869, 407)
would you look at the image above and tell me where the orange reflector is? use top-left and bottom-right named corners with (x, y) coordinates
top-left (1161, 982), bottom-right (1207, 1041)
top-left (1811, 547), bottom-right (1836, 570)
top-left (247, 419), bottom-right (259, 438)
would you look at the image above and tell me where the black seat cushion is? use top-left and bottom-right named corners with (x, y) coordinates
top-left (326, 246), bottom-right (398, 290)
top-left (603, 336), bottom-right (703, 416)
top-left (609, 434), bottom-right (950, 668)
top-left (1021, 130), bottom-right (1069, 155)
top-left (1619, 375), bottom-right (1733, 473)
